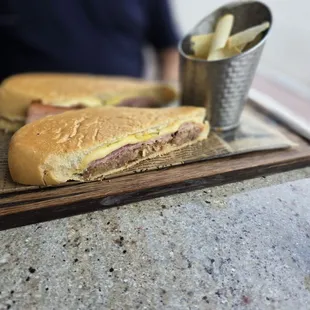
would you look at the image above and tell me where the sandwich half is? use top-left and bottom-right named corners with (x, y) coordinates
top-left (8, 106), bottom-right (209, 186)
top-left (0, 73), bottom-right (178, 132)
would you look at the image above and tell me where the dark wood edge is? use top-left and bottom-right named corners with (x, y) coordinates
top-left (1, 147), bottom-right (309, 231)
top-left (1, 145), bottom-right (308, 208)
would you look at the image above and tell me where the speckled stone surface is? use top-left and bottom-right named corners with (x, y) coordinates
top-left (0, 167), bottom-right (310, 310)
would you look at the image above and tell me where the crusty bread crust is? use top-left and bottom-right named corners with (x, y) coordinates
top-left (0, 73), bottom-right (178, 131)
top-left (8, 106), bottom-right (208, 186)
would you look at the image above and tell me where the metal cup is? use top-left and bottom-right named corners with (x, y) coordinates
top-left (178, 1), bottom-right (272, 131)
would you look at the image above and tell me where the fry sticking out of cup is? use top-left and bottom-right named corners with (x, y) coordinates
top-left (227, 21), bottom-right (270, 51)
top-left (207, 14), bottom-right (234, 60)
top-left (190, 16), bottom-right (270, 61)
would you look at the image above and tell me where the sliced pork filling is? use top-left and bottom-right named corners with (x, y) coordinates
top-left (82, 122), bottom-right (204, 180)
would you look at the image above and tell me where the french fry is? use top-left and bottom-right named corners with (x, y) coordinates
top-left (227, 21), bottom-right (270, 49)
top-left (208, 45), bottom-right (240, 61)
top-left (234, 43), bottom-right (247, 52)
top-left (190, 33), bottom-right (214, 58)
top-left (208, 14), bottom-right (234, 60)
top-left (187, 15), bottom-right (269, 61)
top-left (242, 33), bottom-right (263, 52)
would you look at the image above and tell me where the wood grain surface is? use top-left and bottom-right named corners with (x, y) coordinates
top-left (1, 106), bottom-right (309, 230)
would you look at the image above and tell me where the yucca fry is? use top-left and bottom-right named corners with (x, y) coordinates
top-left (227, 22), bottom-right (270, 49)
top-left (232, 34), bottom-right (262, 52)
top-left (242, 33), bottom-right (263, 52)
top-left (187, 15), bottom-right (269, 61)
top-left (190, 33), bottom-right (214, 58)
top-left (234, 43), bottom-right (247, 52)
top-left (207, 14), bottom-right (234, 60)
top-left (208, 45), bottom-right (240, 61)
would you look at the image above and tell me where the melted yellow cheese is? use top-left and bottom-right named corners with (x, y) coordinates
top-left (100, 88), bottom-right (160, 106)
top-left (103, 94), bottom-right (132, 106)
top-left (101, 91), bottom-right (148, 106)
top-left (80, 120), bottom-right (185, 169)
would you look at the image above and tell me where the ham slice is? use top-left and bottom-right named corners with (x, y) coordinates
top-left (26, 102), bottom-right (81, 124)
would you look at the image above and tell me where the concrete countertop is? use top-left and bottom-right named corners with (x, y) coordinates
top-left (0, 167), bottom-right (310, 310)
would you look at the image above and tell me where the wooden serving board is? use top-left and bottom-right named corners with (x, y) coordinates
top-left (1, 104), bottom-right (310, 230)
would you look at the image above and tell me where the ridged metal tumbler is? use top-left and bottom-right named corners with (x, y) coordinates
top-left (179, 1), bottom-right (272, 131)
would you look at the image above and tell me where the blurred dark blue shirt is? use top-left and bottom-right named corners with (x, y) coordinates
top-left (0, 0), bottom-right (179, 80)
